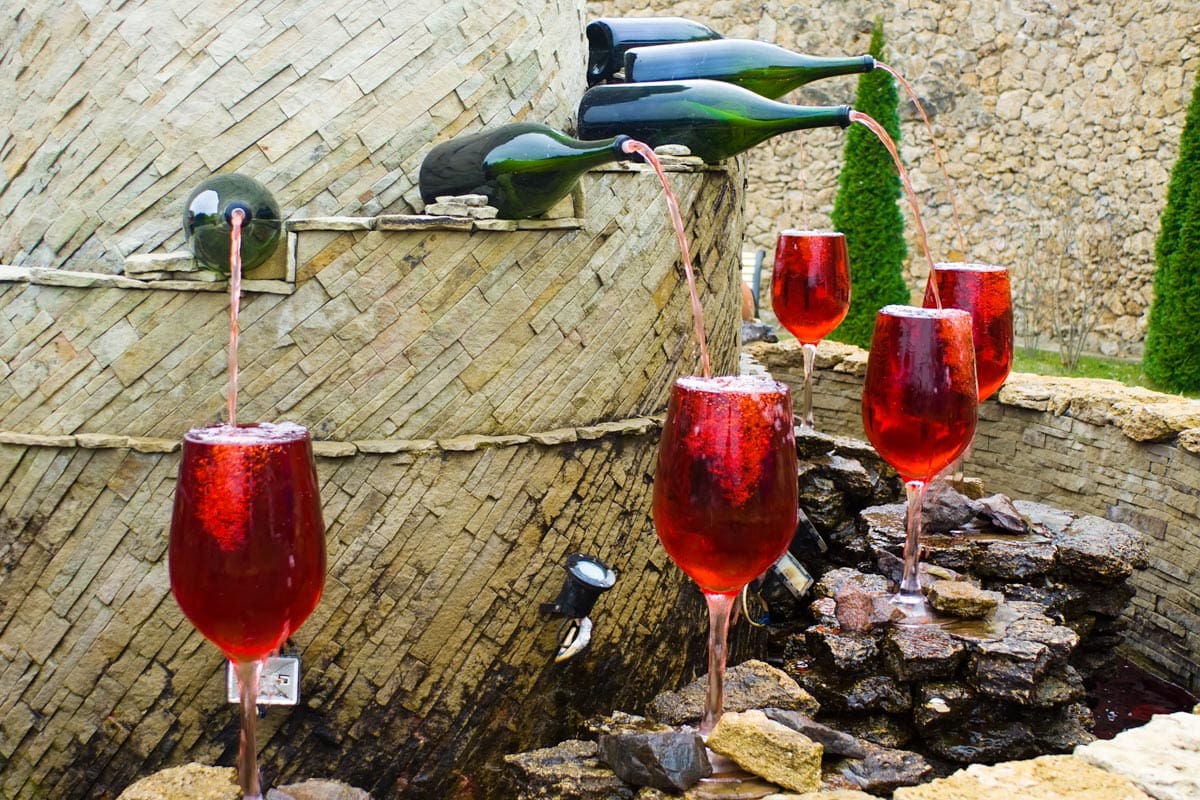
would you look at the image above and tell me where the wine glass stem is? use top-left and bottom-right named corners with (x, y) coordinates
top-left (799, 342), bottom-right (818, 430)
top-left (234, 659), bottom-right (264, 800)
top-left (899, 479), bottom-right (928, 599)
top-left (700, 591), bottom-right (736, 736)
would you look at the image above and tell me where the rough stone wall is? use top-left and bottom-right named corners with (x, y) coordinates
top-left (589, 0), bottom-right (1200, 357)
top-left (0, 0), bottom-right (587, 274)
top-left (750, 339), bottom-right (1200, 695)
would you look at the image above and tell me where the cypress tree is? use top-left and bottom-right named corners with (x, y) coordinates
top-left (827, 16), bottom-right (911, 349)
top-left (1144, 67), bottom-right (1200, 392)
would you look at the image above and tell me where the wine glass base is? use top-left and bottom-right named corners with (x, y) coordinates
top-left (890, 592), bottom-right (933, 625)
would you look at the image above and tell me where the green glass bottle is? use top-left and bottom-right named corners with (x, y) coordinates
top-left (183, 174), bottom-right (282, 275)
top-left (625, 39), bottom-right (874, 99)
top-left (418, 123), bottom-right (632, 220)
top-left (576, 79), bottom-right (852, 164)
top-left (587, 17), bottom-right (722, 86)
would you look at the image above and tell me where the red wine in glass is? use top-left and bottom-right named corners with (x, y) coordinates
top-left (770, 229), bottom-right (851, 429)
top-left (861, 306), bottom-right (977, 623)
top-left (169, 422), bottom-right (325, 799)
top-left (653, 375), bottom-right (798, 733)
top-left (923, 263), bottom-right (1013, 403)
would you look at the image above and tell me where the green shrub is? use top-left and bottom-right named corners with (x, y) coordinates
top-left (1144, 67), bottom-right (1200, 392)
top-left (827, 16), bottom-right (911, 349)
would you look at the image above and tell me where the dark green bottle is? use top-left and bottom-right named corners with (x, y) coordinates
top-left (587, 17), bottom-right (722, 86)
top-left (418, 123), bottom-right (633, 219)
top-left (625, 39), bottom-right (875, 99)
top-left (576, 79), bottom-right (852, 164)
top-left (183, 174), bottom-right (282, 275)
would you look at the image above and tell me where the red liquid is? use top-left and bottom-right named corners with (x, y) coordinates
top-left (771, 230), bottom-right (851, 344)
top-left (862, 306), bottom-right (978, 483)
top-left (622, 139), bottom-right (712, 378)
top-left (923, 263), bottom-right (1013, 402)
top-left (652, 376), bottom-right (799, 594)
top-left (169, 422), bottom-right (325, 662)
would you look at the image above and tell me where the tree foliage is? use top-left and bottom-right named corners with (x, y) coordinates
top-left (828, 16), bottom-right (911, 349)
top-left (1144, 67), bottom-right (1200, 392)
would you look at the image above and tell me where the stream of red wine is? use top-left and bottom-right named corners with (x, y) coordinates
top-left (877, 62), bottom-right (967, 258)
top-left (621, 139), bottom-right (713, 378)
top-left (849, 111), bottom-right (941, 309)
top-left (228, 209), bottom-right (244, 427)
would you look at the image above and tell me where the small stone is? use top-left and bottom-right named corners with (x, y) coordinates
top-left (117, 764), bottom-right (238, 800)
top-left (503, 739), bottom-right (634, 800)
top-left (1054, 516), bottom-right (1148, 582)
top-left (597, 730), bottom-right (710, 790)
top-left (927, 580), bottom-right (1001, 619)
top-left (836, 742), bottom-right (934, 794)
top-left (804, 626), bottom-right (878, 674)
top-left (434, 193), bottom-right (489, 206)
top-left (707, 710), bottom-right (823, 794)
top-left (650, 660), bottom-right (819, 726)
top-left (883, 626), bottom-right (966, 682)
top-left (969, 638), bottom-right (1051, 702)
top-left (653, 144), bottom-right (693, 157)
top-left (762, 709), bottom-right (868, 758)
top-left (975, 493), bottom-right (1030, 534)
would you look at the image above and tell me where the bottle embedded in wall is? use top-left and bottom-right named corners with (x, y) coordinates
top-left (586, 17), bottom-right (722, 86)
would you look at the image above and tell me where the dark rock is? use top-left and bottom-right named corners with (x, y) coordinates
top-left (816, 567), bottom-right (891, 599)
top-left (650, 660), bottom-right (819, 726)
top-left (1028, 666), bottom-right (1087, 708)
top-left (804, 626), bottom-right (879, 674)
top-left (972, 538), bottom-right (1058, 579)
top-left (788, 506), bottom-right (828, 560)
top-left (812, 452), bottom-right (877, 500)
top-left (921, 482), bottom-right (981, 532)
top-left (883, 626), bottom-right (966, 682)
top-left (911, 682), bottom-right (979, 732)
top-left (832, 713), bottom-right (916, 749)
top-left (1082, 581), bottom-right (1137, 617)
top-left (763, 709), bottom-right (868, 757)
top-left (925, 719), bottom-right (1039, 763)
top-left (974, 493), bottom-right (1030, 534)
top-left (596, 731), bottom-right (710, 791)
top-left (503, 739), bottom-right (634, 800)
top-left (969, 638), bottom-right (1051, 702)
top-left (1054, 515), bottom-right (1148, 582)
top-left (800, 674), bottom-right (911, 715)
top-left (1030, 701), bottom-right (1096, 751)
top-left (1006, 617), bottom-right (1079, 667)
top-left (799, 474), bottom-right (849, 533)
top-left (836, 742), bottom-right (935, 794)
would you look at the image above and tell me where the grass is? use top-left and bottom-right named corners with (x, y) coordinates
top-left (1013, 347), bottom-right (1200, 399)
top-left (1012, 348), bottom-right (1174, 393)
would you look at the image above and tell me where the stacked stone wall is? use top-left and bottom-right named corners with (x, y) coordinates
top-left (591, 0), bottom-right (1200, 357)
top-left (751, 339), bottom-right (1200, 696)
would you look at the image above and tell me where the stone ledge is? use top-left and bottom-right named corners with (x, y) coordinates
top-left (747, 339), bottom-right (1200, 446)
top-left (0, 417), bottom-right (662, 456)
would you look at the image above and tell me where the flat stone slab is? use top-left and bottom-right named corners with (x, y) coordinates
top-left (117, 764), bottom-right (238, 800)
top-left (892, 754), bottom-right (1152, 800)
top-left (1074, 711), bottom-right (1200, 800)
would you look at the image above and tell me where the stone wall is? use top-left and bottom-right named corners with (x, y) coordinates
top-left (750, 339), bottom-right (1200, 696)
top-left (589, 0), bottom-right (1200, 357)
top-left (1, 0), bottom-right (587, 274)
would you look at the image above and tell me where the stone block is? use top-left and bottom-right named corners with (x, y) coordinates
top-left (708, 710), bottom-right (823, 794)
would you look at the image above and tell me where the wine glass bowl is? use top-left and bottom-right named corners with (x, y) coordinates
top-left (770, 229), bottom-right (851, 429)
top-left (923, 262), bottom-right (1013, 403)
top-left (169, 421), bottom-right (325, 798)
top-left (861, 306), bottom-right (978, 622)
top-left (653, 375), bottom-right (798, 732)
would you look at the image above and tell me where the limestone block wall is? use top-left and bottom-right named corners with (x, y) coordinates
top-left (750, 339), bottom-right (1200, 696)
top-left (590, 0), bottom-right (1200, 358)
top-left (1, 0), bottom-right (587, 274)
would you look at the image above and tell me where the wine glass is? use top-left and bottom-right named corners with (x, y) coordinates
top-left (652, 375), bottom-right (799, 734)
top-left (169, 422), bottom-right (326, 799)
top-left (923, 263), bottom-right (1013, 478)
top-left (861, 307), bottom-right (978, 623)
top-left (770, 229), bottom-right (851, 429)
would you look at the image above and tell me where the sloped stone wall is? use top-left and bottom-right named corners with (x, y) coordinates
top-left (750, 339), bottom-right (1200, 696)
top-left (590, 0), bottom-right (1200, 358)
